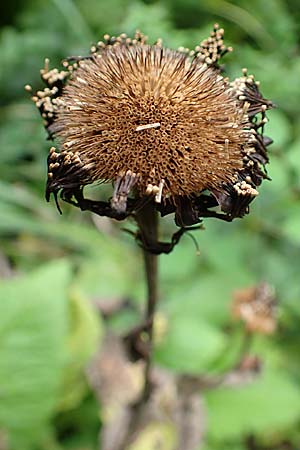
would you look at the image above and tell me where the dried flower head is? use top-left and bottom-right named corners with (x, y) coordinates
top-left (28, 26), bottom-right (273, 226)
top-left (232, 282), bottom-right (277, 335)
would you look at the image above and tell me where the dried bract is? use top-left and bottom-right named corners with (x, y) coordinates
top-left (29, 25), bottom-right (273, 226)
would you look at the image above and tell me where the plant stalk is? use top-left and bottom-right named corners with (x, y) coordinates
top-left (135, 201), bottom-right (159, 401)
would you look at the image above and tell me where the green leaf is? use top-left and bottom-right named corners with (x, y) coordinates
top-left (285, 137), bottom-right (300, 191)
top-left (264, 109), bottom-right (292, 150)
top-left (59, 289), bottom-right (103, 411)
top-left (163, 276), bottom-right (232, 327)
top-left (205, 370), bottom-right (300, 442)
top-left (75, 249), bottom-right (139, 299)
top-left (160, 237), bottom-right (202, 283)
top-left (281, 203), bottom-right (300, 246)
top-left (201, 445), bottom-right (246, 450)
top-left (154, 314), bottom-right (226, 374)
top-left (161, 226), bottom-right (255, 328)
top-left (0, 260), bottom-right (71, 448)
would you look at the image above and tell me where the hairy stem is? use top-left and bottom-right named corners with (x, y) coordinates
top-left (135, 201), bottom-right (159, 400)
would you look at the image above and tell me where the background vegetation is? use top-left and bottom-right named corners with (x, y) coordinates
top-left (0, 0), bottom-right (300, 449)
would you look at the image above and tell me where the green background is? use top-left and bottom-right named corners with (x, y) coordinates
top-left (0, 0), bottom-right (300, 449)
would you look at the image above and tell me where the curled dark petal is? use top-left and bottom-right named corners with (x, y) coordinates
top-left (211, 189), bottom-right (236, 215)
top-left (193, 193), bottom-right (219, 213)
top-left (52, 191), bottom-right (62, 215)
top-left (232, 196), bottom-right (254, 217)
top-left (174, 197), bottom-right (200, 227)
top-left (249, 152), bottom-right (268, 166)
top-left (211, 184), bottom-right (257, 219)
top-left (247, 99), bottom-right (273, 118)
top-left (263, 136), bottom-right (273, 147)
top-left (61, 188), bottom-right (132, 220)
top-left (240, 80), bottom-right (273, 118)
top-left (45, 147), bottom-right (95, 208)
top-left (111, 170), bottom-right (138, 214)
top-left (253, 135), bottom-right (269, 163)
top-left (157, 199), bottom-right (176, 217)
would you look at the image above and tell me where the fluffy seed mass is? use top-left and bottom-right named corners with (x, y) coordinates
top-left (29, 26), bottom-right (273, 224)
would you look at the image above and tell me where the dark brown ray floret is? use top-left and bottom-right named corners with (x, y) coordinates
top-left (28, 25), bottom-right (273, 229)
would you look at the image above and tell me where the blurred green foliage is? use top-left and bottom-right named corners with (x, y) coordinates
top-left (0, 0), bottom-right (300, 449)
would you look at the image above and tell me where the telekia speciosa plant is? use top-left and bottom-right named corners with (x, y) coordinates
top-left (27, 25), bottom-right (273, 253)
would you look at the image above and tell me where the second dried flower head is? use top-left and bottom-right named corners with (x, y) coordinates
top-left (29, 25), bottom-right (273, 227)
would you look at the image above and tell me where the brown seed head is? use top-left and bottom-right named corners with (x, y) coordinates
top-left (53, 45), bottom-right (250, 197)
top-left (30, 27), bottom-right (273, 224)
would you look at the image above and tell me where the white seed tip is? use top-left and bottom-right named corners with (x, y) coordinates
top-left (135, 122), bottom-right (161, 132)
top-left (146, 184), bottom-right (153, 195)
top-left (155, 179), bottom-right (165, 203)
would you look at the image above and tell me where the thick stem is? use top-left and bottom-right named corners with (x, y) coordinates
top-left (135, 201), bottom-right (159, 400)
top-left (142, 247), bottom-right (158, 399)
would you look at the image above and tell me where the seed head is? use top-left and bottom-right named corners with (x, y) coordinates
top-left (232, 282), bottom-right (277, 335)
top-left (29, 26), bottom-right (273, 225)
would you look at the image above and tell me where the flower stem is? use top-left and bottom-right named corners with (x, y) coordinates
top-left (142, 245), bottom-right (158, 399)
top-left (135, 201), bottom-right (158, 401)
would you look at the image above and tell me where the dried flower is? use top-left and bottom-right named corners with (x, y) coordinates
top-left (28, 25), bottom-right (273, 227)
top-left (232, 282), bottom-right (277, 335)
